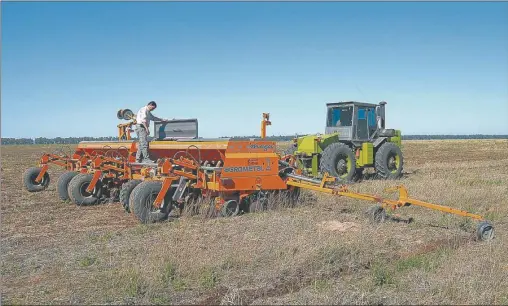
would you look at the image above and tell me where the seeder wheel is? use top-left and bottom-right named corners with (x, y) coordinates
top-left (119, 180), bottom-right (142, 213)
top-left (248, 192), bottom-right (269, 213)
top-left (23, 167), bottom-right (50, 192)
top-left (57, 171), bottom-right (78, 201)
top-left (67, 173), bottom-right (103, 206)
top-left (368, 205), bottom-right (387, 223)
top-left (220, 200), bottom-right (240, 217)
top-left (130, 181), bottom-right (176, 223)
top-left (476, 221), bottom-right (494, 241)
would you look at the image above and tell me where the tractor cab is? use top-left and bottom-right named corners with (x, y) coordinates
top-left (325, 101), bottom-right (391, 141)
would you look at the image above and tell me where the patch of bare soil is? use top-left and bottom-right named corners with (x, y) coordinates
top-left (317, 220), bottom-right (361, 232)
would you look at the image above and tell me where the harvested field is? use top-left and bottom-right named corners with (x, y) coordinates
top-left (1, 140), bottom-right (508, 305)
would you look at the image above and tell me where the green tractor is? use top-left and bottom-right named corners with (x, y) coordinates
top-left (286, 101), bottom-right (403, 182)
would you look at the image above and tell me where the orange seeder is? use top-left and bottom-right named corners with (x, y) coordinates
top-left (22, 110), bottom-right (495, 241)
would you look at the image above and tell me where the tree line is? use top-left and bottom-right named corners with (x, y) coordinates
top-left (1, 136), bottom-right (120, 145)
top-left (1, 134), bottom-right (507, 145)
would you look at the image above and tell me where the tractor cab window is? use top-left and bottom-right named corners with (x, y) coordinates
top-left (327, 106), bottom-right (353, 127)
top-left (367, 108), bottom-right (376, 127)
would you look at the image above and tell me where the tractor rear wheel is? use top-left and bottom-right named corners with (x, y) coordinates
top-left (120, 180), bottom-right (142, 213)
top-left (375, 142), bottom-right (403, 179)
top-left (130, 181), bottom-right (175, 223)
top-left (67, 173), bottom-right (103, 206)
top-left (23, 167), bottom-right (50, 192)
top-left (319, 143), bottom-right (356, 182)
top-left (57, 171), bottom-right (78, 201)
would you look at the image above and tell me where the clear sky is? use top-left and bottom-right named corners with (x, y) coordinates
top-left (2, 1), bottom-right (507, 138)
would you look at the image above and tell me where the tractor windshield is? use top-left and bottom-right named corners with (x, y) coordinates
top-left (327, 106), bottom-right (353, 127)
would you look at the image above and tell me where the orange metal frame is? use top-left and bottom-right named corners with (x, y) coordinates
top-left (142, 140), bottom-right (289, 209)
top-left (260, 113), bottom-right (271, 139)
top-left (34, 153), bottom-right (85, 183)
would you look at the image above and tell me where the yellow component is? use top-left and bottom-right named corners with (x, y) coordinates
top-left (383, 185), bottom-right (484, 220)
top-left (361, 142), bottom-right (374, 165)
top-left (319, 172), bottom-right (335, 188)
top-left (389, 130), bottom-right (402, 147)
top-left (286, 175), bottom-right (485, 222)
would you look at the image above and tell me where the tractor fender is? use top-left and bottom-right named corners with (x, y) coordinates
top-left (372, 137), bottom-right (388, 148)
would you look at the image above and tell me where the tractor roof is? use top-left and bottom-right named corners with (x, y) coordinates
top-left (326, 101), bottom-right (380, 108)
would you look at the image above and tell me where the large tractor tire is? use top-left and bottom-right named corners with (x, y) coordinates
top-left (375, 142), bottom-right (404, 179)
top-left (319, 143), bottom-right (356, 182)
top-left (23, 167), bottom-right (50, 192)
top-left (67, 173), bottom-right (103, 206)
top-left (130, 181), bottom-right (175, 223)
top-left (120, 180), bottom-right (142, 213)
top-left (57, 171), bottom-right (78, 201)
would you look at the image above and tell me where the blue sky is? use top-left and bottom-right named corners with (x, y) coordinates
top-left (2, 1), bottom-right (507, 138)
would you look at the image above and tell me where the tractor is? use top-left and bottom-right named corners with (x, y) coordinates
top-left (286, 101), bottom-right (403, 182)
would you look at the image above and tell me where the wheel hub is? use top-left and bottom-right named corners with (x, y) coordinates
top-left (147, 192), bottom-right (164, 213)
top-left (79, 182), bottom-right (94, 198)
top-left (388, 154), bottom-right (398, 171)
top-left (30, 173), bottom-right (47, 186)
top-left (336, 159), bottom-right (348, 175)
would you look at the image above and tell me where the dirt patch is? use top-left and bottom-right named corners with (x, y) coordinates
top-left (317, 220), bottom-right (361, 232)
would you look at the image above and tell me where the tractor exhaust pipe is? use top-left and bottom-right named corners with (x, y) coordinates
top-left (376, 101), bottom-right (387, 129)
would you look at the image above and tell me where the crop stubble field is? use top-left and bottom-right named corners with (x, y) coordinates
top-left (1, 139), bottom-right (508, 305)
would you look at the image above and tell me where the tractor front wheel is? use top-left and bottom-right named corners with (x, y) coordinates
top-left (319, 143), bottom-right (356, 182)
top-left (23, 167), bottom-right (50, 192)
top-left (375, 142), bottom-right (403, 179)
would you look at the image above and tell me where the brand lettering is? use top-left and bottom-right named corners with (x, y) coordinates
top-left (224, 166), bottom-right (263, 173)
top-left (248, 144), bottom-right (274, 151)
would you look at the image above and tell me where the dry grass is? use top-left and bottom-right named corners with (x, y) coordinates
top-left (1, 140), bottom-right (508, 305)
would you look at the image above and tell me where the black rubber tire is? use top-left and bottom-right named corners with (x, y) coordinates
top-left (120, 180), bottom-right (142, 213)
top-left (319, 143), bottom-right (356, 182)
top-left (476, 221), bottom-right (495, 241)
top-left (368, 205), bottom-right (387, 223)
top-left (375, 142), bottom-right (404, 179)
top-left (57, 171), bottom-right (78, 201)
top-left (130, 181), bottom-right (175, 223)
top-left (23, 167), bottom-right (50, 192)
top-left (220, 200), bottom-right (240, 217)
top-left (67, 173), bottom-right (103, 206)
top-left (248, 192), bottom-right (269, 213)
